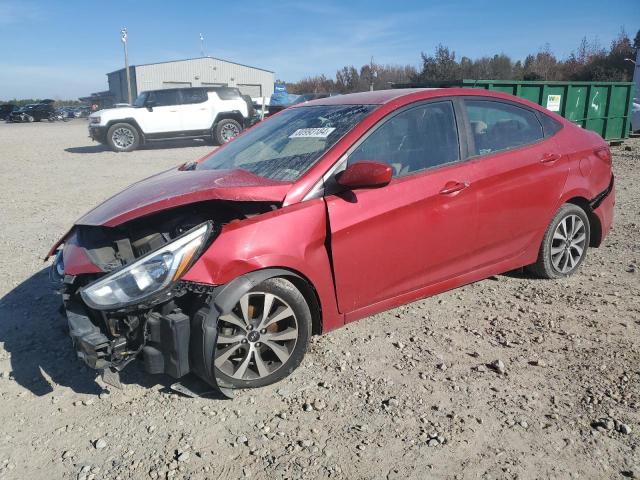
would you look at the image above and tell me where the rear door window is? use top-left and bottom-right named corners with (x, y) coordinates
top-left (146, 89), bottom-right (180, 107)
top-left (181, 89), bottom-right (207, 104)
top-left (347, 101), bottom-right (460, 177)
top-left (464, 100), bottom-right (543, 155)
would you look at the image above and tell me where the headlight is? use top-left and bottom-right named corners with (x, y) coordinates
top-left (81, 223), bottom-right (211, 310)
top-left (49, 249), bottom-right (65, 284)
top-left (89, 116), bottom-right (101, 124)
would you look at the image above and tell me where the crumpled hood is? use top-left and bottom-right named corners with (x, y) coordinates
top-left (76, 167), bottom-right (292, 227)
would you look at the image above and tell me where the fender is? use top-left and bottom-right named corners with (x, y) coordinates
top-left (182, 198), bottom-right (343, 332)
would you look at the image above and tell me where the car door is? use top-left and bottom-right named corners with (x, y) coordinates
top-left (325, 100), bottom-right (480, 315)
top-left (136, 89), bottom-right (182, 134)
top-left (180, 89), bottom-right (213, 132)
top-left (462, 98), bottom-right (569, 267)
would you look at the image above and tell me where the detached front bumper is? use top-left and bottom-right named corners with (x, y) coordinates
top-left (88, 125), bottom-right (107, 143)
top-left (63, 299), bottom-right (191, 376)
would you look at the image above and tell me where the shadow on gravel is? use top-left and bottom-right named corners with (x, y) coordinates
top-left (65, 139), bottom-right (212, 154)
top-left (65, 145), bottom-right (111, 154)
top-left (0, 268), bottom-right (99, 396)
top-left (0, 267), bottom-right (228, 399)
top-left (501, 267), bottom-right (540, 280)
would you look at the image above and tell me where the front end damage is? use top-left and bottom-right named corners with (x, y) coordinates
top-left (50, 200), bottom-right (278, 395)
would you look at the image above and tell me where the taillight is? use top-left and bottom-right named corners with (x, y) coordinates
top-left (594, 146), bottom-right (611, 165)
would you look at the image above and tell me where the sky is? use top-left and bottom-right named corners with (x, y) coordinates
top-left (0, 0), bottom-right (638, 100)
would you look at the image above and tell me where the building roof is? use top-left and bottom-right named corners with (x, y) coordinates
top-left (107, 56), bottom-right (274, 75)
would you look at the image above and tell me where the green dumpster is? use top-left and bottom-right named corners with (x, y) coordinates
top-left (398, 80), bottom-right (635, 141)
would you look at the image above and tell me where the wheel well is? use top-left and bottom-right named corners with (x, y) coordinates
top-left (212, 268), bottom-right (324, 336)
top-left (566, 197), bottom-right (602, 247)
top-left (283, 273), bottom-right (323, 336)
top-left (213, 111), bottom-right (245, 129)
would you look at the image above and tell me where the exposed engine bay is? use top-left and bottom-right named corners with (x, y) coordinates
top-left (53, 200), bottom-right (279, 392)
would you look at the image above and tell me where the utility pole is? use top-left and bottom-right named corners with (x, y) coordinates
top-left (121, 27), bottom-right (132, 105)
top-left (369, 56), bottom-right (377, 91)
top-left (199, 33), bottom-right (205, 57)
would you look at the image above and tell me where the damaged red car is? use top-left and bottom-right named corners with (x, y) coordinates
top-left (47, 88), bottom-right (615, 393)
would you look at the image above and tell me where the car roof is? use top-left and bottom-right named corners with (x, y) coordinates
top-left (295, 87), bottom-right (550, 109)
top-left (296, 88), bottom-right (437, 106)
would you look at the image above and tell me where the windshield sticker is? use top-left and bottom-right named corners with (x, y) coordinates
top-left (289, 127), bottom-right (336, 139)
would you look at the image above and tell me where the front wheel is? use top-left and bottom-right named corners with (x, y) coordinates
top-left (214, 278), bottom-right (312, 389)
top-left (106, 123), bottom-right (140, 152)
top-left (213, 118), bottom-right (242, 145)
top-left (528, 204), bottom-right (590, 279)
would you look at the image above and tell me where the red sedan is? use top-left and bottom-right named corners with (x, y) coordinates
top-left (48, 88), bottom-right (615, 392)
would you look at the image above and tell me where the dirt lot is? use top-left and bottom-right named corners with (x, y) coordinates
top-left (0, 120), bottom-right (638, 480)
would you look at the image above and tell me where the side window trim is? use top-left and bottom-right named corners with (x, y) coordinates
top-left (461, 96), bottom-right (545, 158)
top-left (535, 110), bottom-right (564, 138)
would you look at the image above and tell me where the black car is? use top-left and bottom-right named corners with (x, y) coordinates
top-left (7, 103), bottom-right (55, 122)
top-left (0, 104), bottom-right (16, 120)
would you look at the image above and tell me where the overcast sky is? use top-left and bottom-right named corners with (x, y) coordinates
top-left (0, 0), bottom-right (638, 100)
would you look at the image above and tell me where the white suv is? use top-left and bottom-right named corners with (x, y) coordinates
top-left (88, 87), bottom-right (254, 152)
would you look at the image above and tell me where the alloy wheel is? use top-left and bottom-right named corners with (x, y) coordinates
top-left (215, 292), bottom-right (299, 380)
top-left (112, 127), bottom-right (135, 149)
top-left (220, 123), bottom-right (240, 142)
top-left (550, 214), bottom-right (587, 274)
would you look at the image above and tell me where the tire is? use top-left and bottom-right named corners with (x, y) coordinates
top-left (214, 277), bottom-right (312, 389)
top-left (528, 204), bottom-right (591, 279)
top-left (241, 94), bottom-right (255, 118)
top-left (26, 115), bottom-right (34, 123)
top-left (106, 123), bottom-right (140, 152)
top-left (213, 118), bottom-right (242, 145)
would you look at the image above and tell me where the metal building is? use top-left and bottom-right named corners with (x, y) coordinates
top-left (84, 57), bottom-right (274, 107)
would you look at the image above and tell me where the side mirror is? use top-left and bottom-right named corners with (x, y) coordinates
top-left (145, 100), bottom-right (156, 111)
top-left (336, 161), bottom-right (392, 190)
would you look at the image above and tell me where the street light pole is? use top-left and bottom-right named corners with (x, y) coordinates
top-left (121, 27), bottom-right (132, 105)
top-left (200, 33), bottom-right (205, 57)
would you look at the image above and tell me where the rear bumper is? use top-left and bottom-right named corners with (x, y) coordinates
top-left (592, 175), bottom-right (615, 242)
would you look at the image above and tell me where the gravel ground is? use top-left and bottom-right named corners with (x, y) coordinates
top-left (0, 120), bottom-right (638, 480)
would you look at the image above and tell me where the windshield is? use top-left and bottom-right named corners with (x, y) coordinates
top-left (197, 104), bottom-right (375, 181)
top-left (132, 92), bottom-right (148, 108)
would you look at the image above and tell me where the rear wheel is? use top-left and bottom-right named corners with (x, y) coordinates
top-left (528, 204), bottom-right (590, 279)
top-left (214, 278), bottom-right (312, 389)
top-left (213, 118), bottom-right (242, 145)
top-left (106, 123), bottom-right (140, 152)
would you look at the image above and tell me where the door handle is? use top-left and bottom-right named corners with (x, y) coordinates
top-left (439, 181), bottom-right (469, 195)
top-left (169, 110), bottom-right (178, 113)
top-left (541, 153), bottom-right (561, 163)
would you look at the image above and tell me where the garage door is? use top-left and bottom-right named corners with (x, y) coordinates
top-left (238, 84), bottom-right (262, 97)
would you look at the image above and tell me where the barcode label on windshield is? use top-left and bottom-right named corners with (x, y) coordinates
top-left (289, 127), bottom-right (336, 138)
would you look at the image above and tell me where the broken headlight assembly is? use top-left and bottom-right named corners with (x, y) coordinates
top-left (81, 222), bottom-right (212, 310)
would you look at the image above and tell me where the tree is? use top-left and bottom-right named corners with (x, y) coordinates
top-left (414, 44), bottom-right (460, 82)
top-left (286, 27), bottom-right (639, 92)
